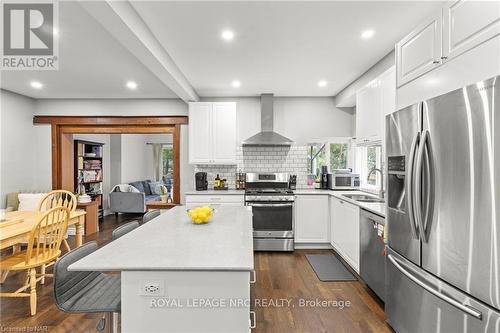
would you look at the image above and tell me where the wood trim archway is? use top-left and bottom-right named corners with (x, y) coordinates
top-left (33, 116), bottom-right (188, 204)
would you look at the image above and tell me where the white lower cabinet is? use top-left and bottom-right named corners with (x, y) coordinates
top-left (294, 195), bottom-right (329, 243)
top-left (185, 194), bottom-right (244, 208)
top-left (330, 196), bottom-right (360, 273)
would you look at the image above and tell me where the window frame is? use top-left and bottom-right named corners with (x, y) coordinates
top-left (356, 145), bottom-right (383, 191)
top-left (308, 137), bottom-right (354, 174)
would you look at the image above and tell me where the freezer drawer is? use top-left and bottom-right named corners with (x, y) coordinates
top-left (360, 209), bottom-right (386, 301)
top-left (386, 248), bottom-right (500, 333)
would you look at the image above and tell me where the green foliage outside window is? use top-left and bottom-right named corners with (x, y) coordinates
top-left (367, 146), bottom-right (379, 185)
top-left (162, 145), bottom-right (174, 176)
top-left (330, 144), bottom-right (348, 170)
top-left (309, 142), bottom-right (349, 174)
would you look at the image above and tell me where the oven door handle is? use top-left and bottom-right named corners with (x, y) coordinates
top-left (247, 203), bottom-right (294, 208)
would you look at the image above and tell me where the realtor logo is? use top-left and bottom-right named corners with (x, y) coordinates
top-left (1, 2), bottom-right (59, 70)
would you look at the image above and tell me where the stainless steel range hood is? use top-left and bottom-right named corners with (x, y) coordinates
top-left (242, 94), bottom-right (294, 146)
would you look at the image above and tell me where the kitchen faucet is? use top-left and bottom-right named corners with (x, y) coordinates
top-left (367, 167), bottom-right (384, 199)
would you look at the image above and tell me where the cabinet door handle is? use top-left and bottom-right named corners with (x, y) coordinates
top-left (250, 270), bottom-right (256, 284)
top-left (250, 311), bottom-right (256, 329)
top-left (432, 60), bottom-right (440, 64)
top-left (440, 56), bottom-right (448, 60)
top-left (339, 200), bottom-right (344, 204)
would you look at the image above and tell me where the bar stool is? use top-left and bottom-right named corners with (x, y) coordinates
top-left (142, 210), bottom-right (160, 224)
top-left (112, 221), bottom-right (139, 240)
top-left (53, 242), bottom-right (120, 332)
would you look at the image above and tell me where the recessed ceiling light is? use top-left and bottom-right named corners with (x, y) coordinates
top-left (318, 80), bottom-right (328, 88)
top-left (361, 29), bottom-right (375, 39)
top-left (231, 80), bottom-right (241, 88)
top-left (30, 81), bottom-right (43, 89)
top-left (126, 81), bottom-right (138, 90)
top-left (221, 30), bottom-right (235, 41)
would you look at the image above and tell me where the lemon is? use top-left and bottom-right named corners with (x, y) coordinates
top-left (188, 206), bottom-right (213, 224)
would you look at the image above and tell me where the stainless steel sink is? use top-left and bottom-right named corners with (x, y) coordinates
top-left (342, 194), bottom-right (385, 203)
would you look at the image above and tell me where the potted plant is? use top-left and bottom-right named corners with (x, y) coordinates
top-left (159, 185), bottom-right (168, 202)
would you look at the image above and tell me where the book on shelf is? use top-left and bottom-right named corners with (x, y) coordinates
top-left (77, 143), bottom-right (84, 157)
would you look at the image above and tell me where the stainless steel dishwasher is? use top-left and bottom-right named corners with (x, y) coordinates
top-left (360, 208), bottom-right (386, 302)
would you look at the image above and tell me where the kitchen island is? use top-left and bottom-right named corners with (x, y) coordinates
top-left (70, 206), bottom-right (254, 333)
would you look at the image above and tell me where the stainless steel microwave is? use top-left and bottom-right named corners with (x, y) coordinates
top-left (327, 173), bottom-right (360, 190)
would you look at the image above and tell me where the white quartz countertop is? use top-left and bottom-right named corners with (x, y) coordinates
top-left (295, 189), bottom-right (386, 217)
top-left (69, 206), bottom-right (254, 272)
top-left (185, 190), bottom-right (244, 195)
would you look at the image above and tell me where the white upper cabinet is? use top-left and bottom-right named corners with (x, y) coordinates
top-left (379, 67), bottom-right (396, 116)
top-left (396, 13), bottom-right (442, 87)
top-left (295, 195), bottom-right (329, 243)
top-left (396, 1), bottom-right (500, 88)
top-left (442, 0), bottom-right (500, 61)
top-left (356, 67), bottom-right (395, 143)
top-left (212, 103), bottom-right (237, 164)
top-left (356, 80), bottom-right (381, 143)
top-left (189, 102), bottom-right (212, 163)
top-left (189, 102), bottom-right (237, 165)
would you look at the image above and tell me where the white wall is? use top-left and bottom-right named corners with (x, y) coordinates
top-left (120, 134), bottom-right (172, 184)
top-left (109, 134), bottom-right (122, 188)
top-left (199, 96), bottom-right (354, 144)
top-left (0, 90), bottom-right (51, 208)
top-left (274, 97), bottom-right (353, 143)
top-left (33, 99), bottom-right (188, 116)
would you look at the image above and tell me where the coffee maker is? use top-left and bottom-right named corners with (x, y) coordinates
top-left (320, 166), bottom-right (329, 189)
top-left (195, 172), bottom-right (208, 191)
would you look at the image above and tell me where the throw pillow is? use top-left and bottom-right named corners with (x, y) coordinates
top-left (149, 181), bottom-right (164, 195)
top-left (129, 181), bottom-right (145, 193)
top-left (143, 180), bottom-right (152, 195)
top-left (18, 193), bottom-right (46, 211)
top-left (127, 185), bottom-right (140, 193)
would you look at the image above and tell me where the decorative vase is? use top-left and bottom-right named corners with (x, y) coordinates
top-left (160, 195), bottom-right (167, 202)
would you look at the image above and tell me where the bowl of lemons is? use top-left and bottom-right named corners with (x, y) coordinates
top-left (187, 206), bottom-right (215, 224)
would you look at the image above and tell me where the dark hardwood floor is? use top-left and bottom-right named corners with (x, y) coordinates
top-left (1, 214), bottom-right (392, 333)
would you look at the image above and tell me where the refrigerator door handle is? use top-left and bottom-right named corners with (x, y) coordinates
top-left (422, 130), bottom-right (435, 241)
top-left (406, 132), bottom-right (420, 239)
top-left (388, 254), bottom-right (483, 320)
top-left (414, 129), bottom-right (428, 242)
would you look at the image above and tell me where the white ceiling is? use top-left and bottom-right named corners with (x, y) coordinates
top-left (0, 2), bottom-right (178, 99)
top-left (1, 1), bottom-right (442, 99)
top-left (131, 1), bottom-right (441, 97)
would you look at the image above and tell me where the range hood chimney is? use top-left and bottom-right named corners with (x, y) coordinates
top-left (242, 93), bottom-right (294, 146)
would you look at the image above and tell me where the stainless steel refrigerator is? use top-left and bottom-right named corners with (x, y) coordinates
top-left (385, 76), bottom-right (500, 333)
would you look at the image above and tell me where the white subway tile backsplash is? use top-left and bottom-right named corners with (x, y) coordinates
top-left (194, 144), bottom-right (310, 189)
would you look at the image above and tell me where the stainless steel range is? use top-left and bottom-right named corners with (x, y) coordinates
top-left (245, 173), bottom-right (294, 252)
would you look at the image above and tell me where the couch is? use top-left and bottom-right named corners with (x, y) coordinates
top-left (109, 179), bottom-right (171, 214)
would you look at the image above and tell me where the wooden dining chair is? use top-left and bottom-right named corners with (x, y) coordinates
top-left (36, 190), bottom-right (77, 252)
top-left (0, 206), bottom-right (70, 316)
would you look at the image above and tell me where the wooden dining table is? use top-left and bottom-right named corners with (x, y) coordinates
top-left (0, 210), bottom-right (86, 251)
top-left (0, 210), bottom-right (86, 283)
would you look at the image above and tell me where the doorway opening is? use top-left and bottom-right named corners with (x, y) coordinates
top-left (33, 116), bottom-right (188, 208)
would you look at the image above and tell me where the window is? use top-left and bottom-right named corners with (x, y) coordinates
top-left (161, 144), bottom-right (174, 177)
top-left (308, 139), bottom-right (352, 174)
top-left (330, 143), bottom-right (349, 170)
top-left (161, 144), bottom-right (174, 194)
top-left (357, 145), bottom-right (382, 189)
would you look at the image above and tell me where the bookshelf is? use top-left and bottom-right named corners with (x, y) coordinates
top-left (74, 140), bottom-right (104, 219)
